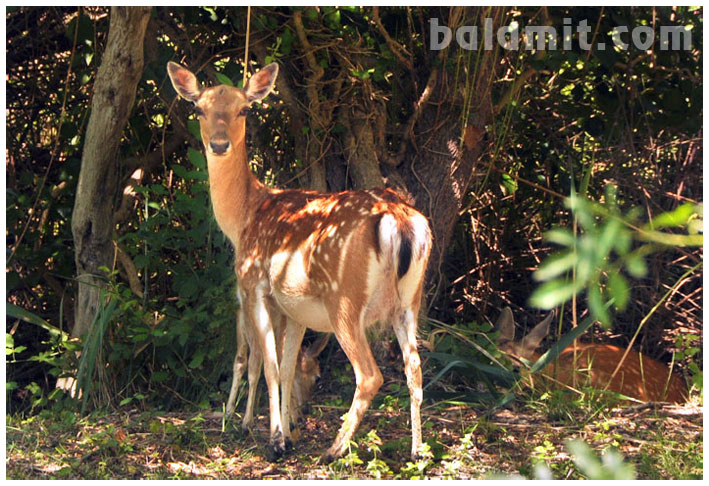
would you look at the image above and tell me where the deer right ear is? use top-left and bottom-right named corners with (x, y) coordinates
top-left (167, 62), bottom-right (201, 103)
top-left (520, 311), bottom-right (554, 352)
top-left (244, 63), bottom-right (278, 103)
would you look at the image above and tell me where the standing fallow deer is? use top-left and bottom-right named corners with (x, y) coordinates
top-left (167, 61), bottom-right (432, 462)
top-left (495, 307), bottom-right (688, 403)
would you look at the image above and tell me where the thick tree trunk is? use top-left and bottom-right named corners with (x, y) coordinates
top-left (398, 8), bottom-right (502, 297)
top-left (71, 7), bottom-right (151, 339)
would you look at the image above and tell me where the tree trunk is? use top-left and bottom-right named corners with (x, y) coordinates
top-left (71, 6), bottom-right (151, 339)
top-left (343, 107), bottom-right (385, 190)
top-left (398, 8), bottom-right (502, 298)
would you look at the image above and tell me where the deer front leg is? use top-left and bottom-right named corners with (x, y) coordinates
top-left (322, 308), bottom-right (383, 463)
top-left (393, 308), bottom-right (423, 459)
top-left (247, 288), bottom-right (286, 461)
top-left (226, 307), bottom-right (248, 418)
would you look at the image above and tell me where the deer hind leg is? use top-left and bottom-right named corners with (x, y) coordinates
top-left (226, 307), bottom-right (249, 418)
top-left (322, 306), bottom-right (383, 463)
top-left (247, 288), bottom-right (286, 461)
top-left (278, 317), bottom-right (306, 444)
top-left (392, 307), bottom-right (423, 459)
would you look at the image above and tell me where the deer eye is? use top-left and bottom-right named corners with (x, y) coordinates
top-left (238, 107), bottom-right (249, 118)
top-left (192, 105), bottom-right (204, 118)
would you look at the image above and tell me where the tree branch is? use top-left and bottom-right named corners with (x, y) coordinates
top-left (372, 7), bottom-right (414, 72)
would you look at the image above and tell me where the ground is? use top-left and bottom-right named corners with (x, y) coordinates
top-left (6, 395), bottom-right (702, 479)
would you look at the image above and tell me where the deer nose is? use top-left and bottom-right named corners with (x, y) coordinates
top-left (209, 139), bottom-right (231, 155)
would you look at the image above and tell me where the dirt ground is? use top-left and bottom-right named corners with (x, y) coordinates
top-left (6, 396), bottom-right (702, 479)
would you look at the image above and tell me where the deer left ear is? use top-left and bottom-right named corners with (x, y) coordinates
top-left (167, 62), bottom-right (202, 103)
top-left (244, 63), bottom-right (278, 103)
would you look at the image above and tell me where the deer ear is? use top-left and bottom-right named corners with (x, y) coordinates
top-left (494, 307), bottom-right (515, 341)
top-left (167, 62), bottom-right (201, 103)
top-left (306, 333), bottom-right (330, 359)
top-left (520, 311), bottom-right (554, 352)
top-left (244, 63), bottom-right (278, 103)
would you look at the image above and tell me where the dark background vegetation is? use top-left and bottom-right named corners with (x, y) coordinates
top-left (6, 6), bottom-right (702, 421)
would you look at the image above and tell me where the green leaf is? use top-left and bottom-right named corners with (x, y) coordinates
top-left (187, 170), bottom-right (208, 181)
top-left (281, 28), bottom-right (294, 54)
top-left (500, 173), bottom-right (518, 195)
top-left (529, 279), bottom-right (583, 309)
top-left (134, 254), bottom-right (149, 269)
top-left (596, 217), bottom-right (623, 260)
top-left (612, 230), bottom-right (632, 255)
top-left (187, 147), bottom-right (206, 169)
top-left (544, 228), bottom-right (576, 247)
top-left (152, 371), bottom-right (169, 383)
top-left (324, 9), bottom-right (341, 29)
top-left (149, 184), bottom-right (168, 195)
top-left (172, 164), bottom-right (189, 180)
top-left (187, 119), bottom-right (202, 141)
top-left (66, 12), bottom-right (94, 46)
top-left (566, 440), bottom-right (636, 480)
top-left (566, 193), bottom-right (595, 231)
top-left (607, 273), bottom-right (630, 311)
top-left (189, 349), bottom-right (206, 369)
top-left (646, 202), bottom-right (696, 231)
top-left (215, 72), bottom-right (233, 86)
top-left (625, 254), bottom-right (647, 278)
top-left (6, 303), bottom-right (67, 339)
top-left (588, 284), bottom-right (610, 328)
top-left (533, 251), bottom-right (578, 282)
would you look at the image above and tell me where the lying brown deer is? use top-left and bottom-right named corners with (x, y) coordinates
top-left (495, 307), bottom-right (688, 403)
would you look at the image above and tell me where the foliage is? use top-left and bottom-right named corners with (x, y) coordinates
top-left (564, 439), bottom-right (636, 480)
top-left (530, 186), bottom-right (702, 326)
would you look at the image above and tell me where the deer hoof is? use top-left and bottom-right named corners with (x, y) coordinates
top-left (266, 442), bottom-right (285, 462)
top-left (266, 432), bottom-right (287, 462)
top-left (320, 450), bottom-right (339, 464)
top-left (321, 453), bottom-right (336, 464)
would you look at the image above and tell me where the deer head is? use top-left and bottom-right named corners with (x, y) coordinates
top-left (167, 62), bottom-right (278, 157)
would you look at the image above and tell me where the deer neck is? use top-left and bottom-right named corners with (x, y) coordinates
top-left (205, 140), bottom-right (266, 245)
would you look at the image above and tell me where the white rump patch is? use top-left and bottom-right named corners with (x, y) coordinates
top-left (377, 213), bottom-right (400, 267)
